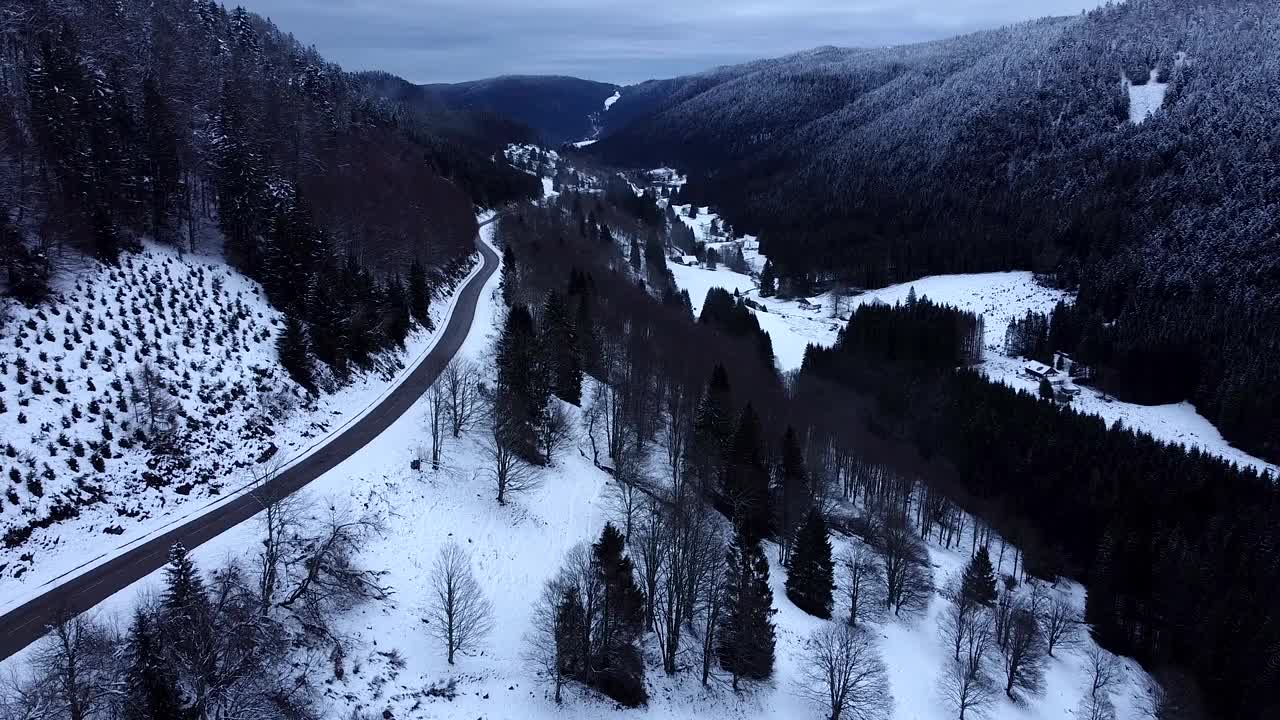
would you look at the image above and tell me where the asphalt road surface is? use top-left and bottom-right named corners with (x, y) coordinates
top-left (0, 227), bottom-right (499, 662)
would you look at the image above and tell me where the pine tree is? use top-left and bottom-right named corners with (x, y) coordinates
top-left (161, 542), bottom-right (207, 620)
top-left (786, 509), bottom-right (835, 618)
top-left (305, 265), bottom-right (350, 374)
top-left (495, 304), bottom-right (548, 456)
top-left (501, 244), bottom-right (519, 306)
top-left (213, 77), bottom-right (266, 274)
top-left (718, 525), bottom-right (777, 688)
top-left (688, 364), bottom-right (733, 499)
top-left (760, 260), bottom-right (777, 297)
top-left (159, 542), bottom-right (211, 680)
top-left (553, 586), bottom-right (587, 703)
top-left (542, 290), bottom-right (583, 405)
top-left (28, 26), bottom-right (91, 210)
top-left (277, 314), bottom-right (314, 392)
top-left (777, 426), bottom-right (809, 564)
top-left (123, 608), bottom-right (180, 720)
top-left (408, 257), bottom-right (433, 329)
top-left (589, 523), bottom-right (647, 706)
top-left (961, 545), bottom-right (997, 607)
top-left (90, 204), bottom-right (123, 265)
top-left (723, 403), bottom-right (771, 543)
top-left (1, 212), bottom-right (50, 303)
top-left (140, 74), bottom-right (180, 242)
top-left (382, 273), bottom-right (411, 347)
top-left (1039, 377), bottom-right (1055, 401)
top-left (629, 236), bottom-right (642, 273)
top-left (337, 253), bottom-right (381, 367)
top-left (568, 271), bottom-right (600, 377)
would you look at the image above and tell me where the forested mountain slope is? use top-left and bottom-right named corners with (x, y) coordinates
top-left (0, 0), bottom-right (538, 302)
top-left (0, 0), bottom-right (539, 581)
top-left (591, 0), bottom-right (1280, 462)
top-left (420, 75), bottom-right (622, 145)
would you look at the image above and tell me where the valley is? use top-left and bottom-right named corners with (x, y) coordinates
top-left (1, 1), bottom-right (1277, 719)
top-left (2, 222), bottom-right (1153, 720)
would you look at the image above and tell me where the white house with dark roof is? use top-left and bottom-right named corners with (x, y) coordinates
top-left (1023, 360), bottom-right (1058, 381)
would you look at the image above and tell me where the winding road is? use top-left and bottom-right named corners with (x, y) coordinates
top-left (0, 226), bottom-right (500, 662)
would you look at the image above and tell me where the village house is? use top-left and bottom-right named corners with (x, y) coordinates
top-left (1023, 360), bottom-right (1058, 381)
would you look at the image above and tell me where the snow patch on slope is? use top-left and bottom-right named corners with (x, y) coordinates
top-left (604, 90), bottom-right (621, 110)
top-left (1125, 69), bottom-right (1168, 123)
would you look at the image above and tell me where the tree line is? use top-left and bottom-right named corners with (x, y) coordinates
top-left (801, 297), bottom-right (1279, 719)
top-left (0, 0), bottom-right (539, 385)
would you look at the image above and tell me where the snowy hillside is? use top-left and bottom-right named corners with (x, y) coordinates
top-left (0, 242), bottom-right (474, 599)
top-left (664, 239), bottom-right (1275, 476)
top-left (6, 223), bottom-right (1155, 720)
top-left (1124, 69), bottom-right (1168, 123)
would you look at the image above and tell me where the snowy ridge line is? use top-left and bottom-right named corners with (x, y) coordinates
top-left (0, 227), bottom-right (494, 617)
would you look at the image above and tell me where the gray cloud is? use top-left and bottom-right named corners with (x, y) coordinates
top-left (240, 0), bottom-right (1100, 84)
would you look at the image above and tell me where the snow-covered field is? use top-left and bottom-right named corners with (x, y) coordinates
top-left (4, 222), bottom-right (1154, 720)
top-left (0, 239), bottom-right (477, 606)
top-left (670, 262), bottom-right (839, 371)
top-left (667, 258), bottom-right (1276, 477)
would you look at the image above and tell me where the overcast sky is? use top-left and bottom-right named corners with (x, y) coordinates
top-left (239, 0), bottom-right (1101, 85)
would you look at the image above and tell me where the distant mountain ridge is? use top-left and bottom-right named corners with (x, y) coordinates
top-left (420, 75), bottom-right (622, 146)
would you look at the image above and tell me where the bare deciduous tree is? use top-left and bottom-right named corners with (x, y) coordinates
top-left (191, 563), bottom-right (305, 718)
top-left (1040, 592), bottom-right (1080, 657)
top-left (607, 457), bottom-right (645, 542)
top-left (1000, 601), bottom-right (1046, 701)
top-left (442, 357), bottom-right (479, 437)
top-left (23, 613), bottom-right (120, 720)
top-left (940, 654), bottom-right (998, 720)
top-left (280, 504), bottom-right (390, 620)
top-left (129, 362), bottom-right (178, 436)
top-left (1079, 645), bottom-right (1120, 720)
top-left (699, 550), bottom-right (726, 687)
top-left (661, 379), bottom-right (691, 494)
top-left (427, 542), bottom-right (494, 664)
top-left (940, 580), bottom-right (978, 663)
top-left (426, 377), bottom-right (448, 470)
top-left (536, 400), bottom-right (572, 465)
top-left (632, 497), bottom-right (664, 633)
top-left (873, 512), bottom-right (932, 617)
top-left (843, 544), bottom-right (883, 627)
top-left (796, 623), bottom-right (891, 720)
top-left (253, 486), bottom-right (309, 616)
top-left (650, 499), bottom-right (722, 677)
top-left (582, 383), bottom-right (605, 467)
top-left (938, 605), bottom-right (997, 720)
top-left (484, 397), bottom-right (540, 505)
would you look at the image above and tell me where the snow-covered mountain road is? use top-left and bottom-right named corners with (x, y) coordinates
top-left (0, 225), bottom-right (500, 662)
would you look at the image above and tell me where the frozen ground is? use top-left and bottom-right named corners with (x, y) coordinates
top-left (0, 238), bottom-right (478, 607)
top-left (4, 222), bottom-right (1154, 720)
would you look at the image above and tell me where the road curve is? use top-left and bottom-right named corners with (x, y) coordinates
top-left (0, 227), bottom-right (500, 662)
